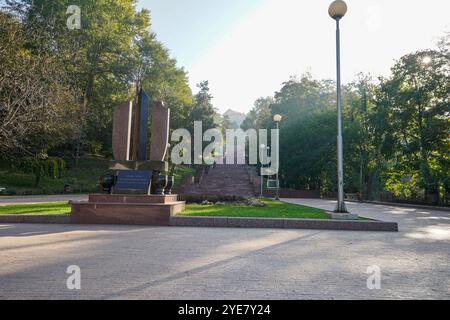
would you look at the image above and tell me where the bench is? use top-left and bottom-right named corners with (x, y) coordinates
top-left (345, 193), bottom-right (359, 201)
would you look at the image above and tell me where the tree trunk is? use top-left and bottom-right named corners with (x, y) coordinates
top-left (75, 73), bottom-right (94, 168)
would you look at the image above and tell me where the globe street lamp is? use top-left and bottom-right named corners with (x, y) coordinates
top-left (329, 0), bottom-right (348, 213)
top-left (274, 114), bottom-right (282, 200)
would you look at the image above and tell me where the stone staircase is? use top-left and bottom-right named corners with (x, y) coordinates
top-left (185, 164), bottom-right (257, 198)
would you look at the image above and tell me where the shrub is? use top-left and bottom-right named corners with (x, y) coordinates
top-left (183, 194), bottom-right (246, 204)
top-left (15, 157), bottom-right (66, 187)
top-left (245, 198), bottom-right (267, 207)
top-left (87, 140), bottom-right (103, 155)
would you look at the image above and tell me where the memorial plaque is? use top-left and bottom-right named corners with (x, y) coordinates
top-left (114, 170), bottom-right (153, 194)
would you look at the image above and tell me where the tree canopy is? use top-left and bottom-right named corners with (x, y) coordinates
top-left (0, 0), bottom-right (217, 164)
top-left (242, 36), bottom-right (449, 204)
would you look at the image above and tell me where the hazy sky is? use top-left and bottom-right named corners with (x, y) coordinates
top-left (140, 0), bottom-right (450, 114)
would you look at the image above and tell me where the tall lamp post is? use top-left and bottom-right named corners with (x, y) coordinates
top-left (329, 0), bottom-right (348, 213)
top-left (274, 114), bottom-right (282, 201)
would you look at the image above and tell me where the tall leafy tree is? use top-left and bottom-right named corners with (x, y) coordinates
top-left (3, 0), bottom-right (196, 162)
top-left (242, 39), bottom-right (449, 204)
top-left (375, 49), bottom-right (449, 201)
top-left (187, 81), bottom-right (217, 132)
top-left (0, 10), bottom-right (76, 158)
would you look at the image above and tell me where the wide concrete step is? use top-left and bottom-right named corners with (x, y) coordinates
top-left (71, 200), bottom-right (186, 226)
top-left (89, 194), bottom-right (179, 204)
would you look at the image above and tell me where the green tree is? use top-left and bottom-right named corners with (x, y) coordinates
top-left (0, 10), bottom-right (76, 158)
top-left (241, 97), bottom-right (273, 130)
top-left (375, 49), bottom-right (449, 203)
top-left (4, 0), bottom-right (195, 162)
top-left (187, 81), bottom-right (217, 132)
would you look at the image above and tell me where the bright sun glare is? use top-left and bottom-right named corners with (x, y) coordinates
top-left (422, 56), bottom-right (432, 65)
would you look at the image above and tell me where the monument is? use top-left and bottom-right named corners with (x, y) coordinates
top-left (71, 90), bottom-right (185, 226)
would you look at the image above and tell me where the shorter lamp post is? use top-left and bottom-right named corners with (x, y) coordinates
top-left (259, 144), bottom-right (270, 198)
top-left (274, 114), bottom-right (282, 200)
top-left (260, 144), bottom-right (265, 198)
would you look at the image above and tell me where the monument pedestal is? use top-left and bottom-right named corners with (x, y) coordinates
top-left (70, 194), bottom-right (185, 226)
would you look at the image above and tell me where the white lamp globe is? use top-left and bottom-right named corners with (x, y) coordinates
top-left (273, 114), bottom-right (283, 123)
top-left (328, 0), bottom-right (348, 20)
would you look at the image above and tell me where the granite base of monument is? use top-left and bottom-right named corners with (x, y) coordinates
top-left (70, 194), bottom-right (185, 226)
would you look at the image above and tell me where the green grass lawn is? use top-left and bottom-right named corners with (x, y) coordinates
top-left (0, 202), bottom-right (71, 215)
top-left (180, 199), bottom-right (330, 220)
top-left (0, 199), bottom-right (330, 219)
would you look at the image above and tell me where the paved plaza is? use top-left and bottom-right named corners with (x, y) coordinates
top-left (0, 199), bottom-right (449, 300)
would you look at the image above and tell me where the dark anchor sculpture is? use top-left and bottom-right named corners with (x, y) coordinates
top-left (108, 90), bottom-right (171, 195)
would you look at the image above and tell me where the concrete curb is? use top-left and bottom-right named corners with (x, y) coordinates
top-left (170, 216), bottom-right (399, 232)
top-left (0, 214), bottom-right (399, 232)
top-left (0, 215), bottom-right (70, 224)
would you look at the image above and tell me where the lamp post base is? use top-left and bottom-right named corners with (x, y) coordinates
top-left (334, 201), bottom-right (348, 214)
top-left (332, 202), bottom-right (358, 220)
top-left (330, 212), bottom-right (359, 220)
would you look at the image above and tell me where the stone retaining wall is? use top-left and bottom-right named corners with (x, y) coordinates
top-left (170, 216), bottom-right (398, 232)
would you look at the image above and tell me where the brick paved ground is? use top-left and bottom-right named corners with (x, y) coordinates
top-left (0, 199), bottom-right (449, 300)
